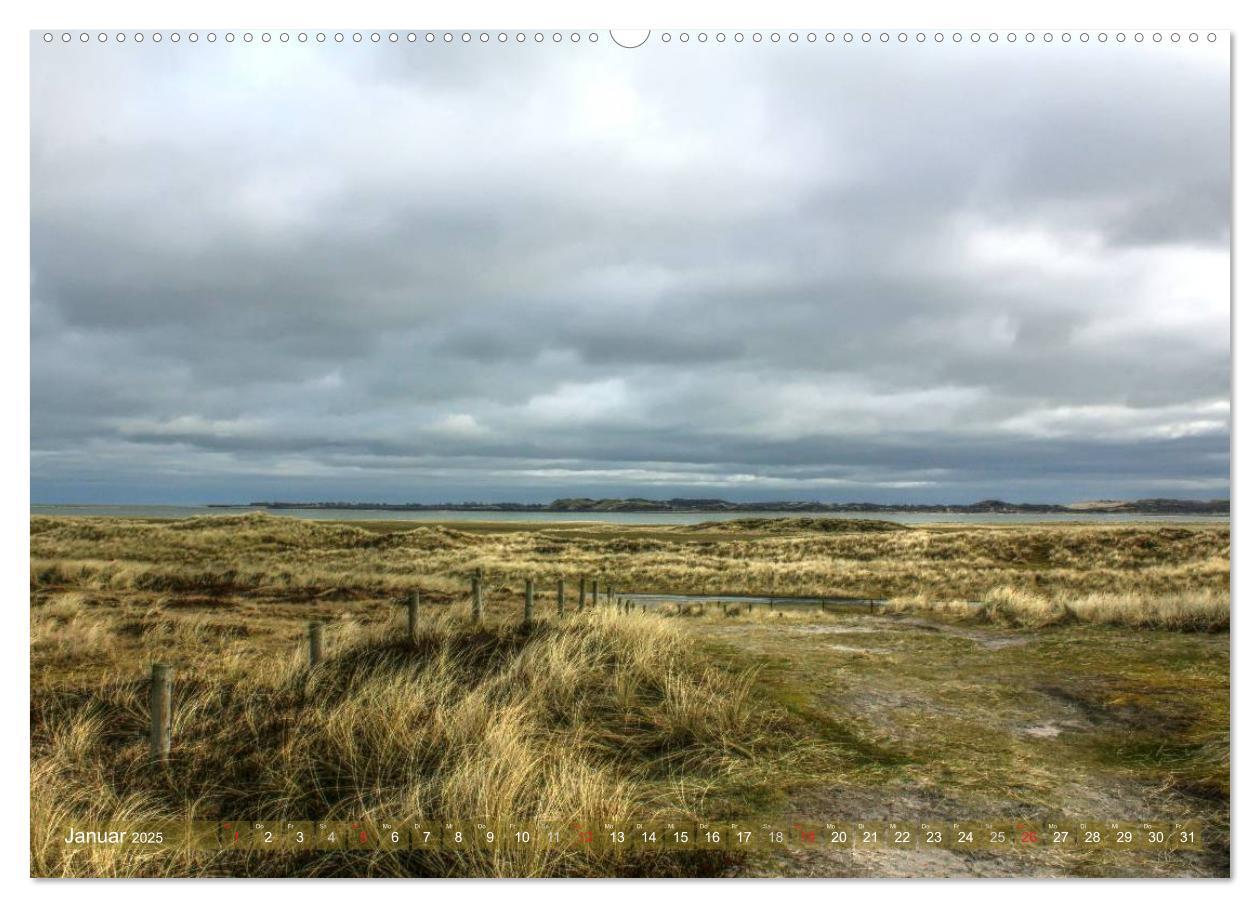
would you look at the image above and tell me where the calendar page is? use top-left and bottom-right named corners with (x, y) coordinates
top-left (27, 18), bottom-right (1230, 883)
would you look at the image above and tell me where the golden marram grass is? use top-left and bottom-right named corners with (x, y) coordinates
top-left (30, 512), bottom-right (1228, 605)
top-left (32, 609), bottom-right (819, 877)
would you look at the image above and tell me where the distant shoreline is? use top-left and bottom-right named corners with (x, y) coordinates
top-left (203, 497), bottom-right (1229, 516)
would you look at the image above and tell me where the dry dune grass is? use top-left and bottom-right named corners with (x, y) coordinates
top-left (1056, 589), bottom-right (1229, 631)
top-left (30, 513), bottom-right (1229, 606)
top-left (31, 609), bottom-right (827, 878)
top-left (881, 587), bottom-right (1229, 631)
top-left (653, 588), bottom-right (1229, 632)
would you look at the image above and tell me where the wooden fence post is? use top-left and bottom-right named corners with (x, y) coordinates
top-left (579, 576), bottom-right (587, 611)
top-left (408, 590), bottom-right (420, 640)
top-left (591, 579), bottom-right (599, 609)
top-left (472, 574), bottom-right (483, 623)
top-left (149, 663), bottom-right (171, 760)
top-left (308, 621), bottom-right (324, 667)
top-left (557, 578), bottom-right (565, 617)
top-left (524, 578), bottom-right (535, 625)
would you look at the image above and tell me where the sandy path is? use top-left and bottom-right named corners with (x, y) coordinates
top-left (692, 614), bottom-right (1228, 878)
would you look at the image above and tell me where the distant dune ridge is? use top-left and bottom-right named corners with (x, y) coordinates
top-left (685, 517), bottom-right (908, 534)
top-left (222, 497), bottom-right (1230, 514)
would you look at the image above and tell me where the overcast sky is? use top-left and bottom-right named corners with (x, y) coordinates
top-left (31, 36), bottom-right (1230, 504)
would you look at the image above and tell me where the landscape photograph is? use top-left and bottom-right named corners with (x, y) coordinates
top-left (29, 29), bottom-right (1229, 879)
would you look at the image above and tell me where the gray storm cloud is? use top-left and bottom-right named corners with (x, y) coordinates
top-left (30, 36), bottom-right (1230, 504)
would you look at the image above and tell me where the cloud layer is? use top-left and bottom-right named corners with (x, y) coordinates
top-left (31, 37), bottom-right (1230, 504)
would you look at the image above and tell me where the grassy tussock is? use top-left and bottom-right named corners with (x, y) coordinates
top-left (32, 610), bottom-right (823, 878)
top-left (1062, 590), bottom-right (1229, 631)
top-left (884, 588), bottom-right (1229, 631)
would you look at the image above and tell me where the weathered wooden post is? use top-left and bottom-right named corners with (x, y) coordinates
top-left (591, 579), bottom-right (599, 608)
top-left (408, 590), bottom-right (420, 640)
top-left (579, 577), bottom-right (587, 611)
top-left (471, 574), bottom-right (483, 623)
top-left (524, 578), bottom-right (535, 626)
top-left (149, 663), bottom-right (171, 760)
top-left (557, 578), bottom-right (565, 617)
top-left (308, 621), bottom-right (324, 667)
top-left (747, 601), bottom-right (753, 614)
